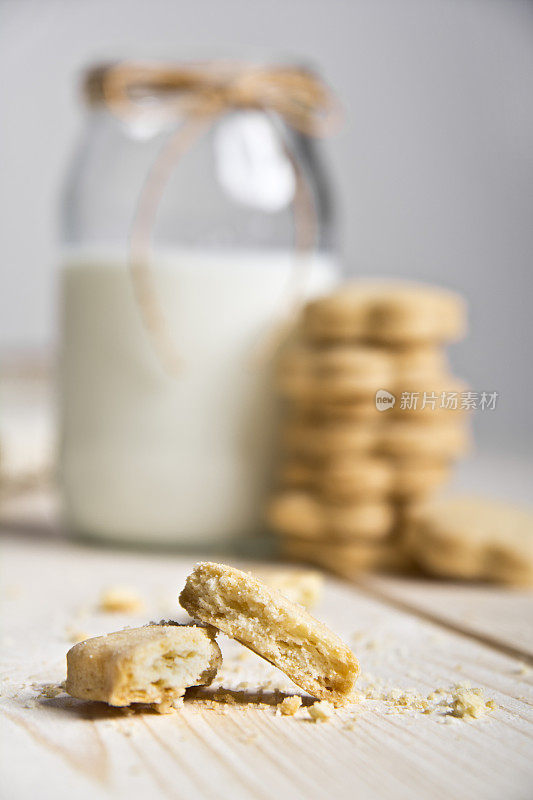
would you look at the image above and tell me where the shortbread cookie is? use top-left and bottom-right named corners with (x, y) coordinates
top-left (280, 457), bottom-right (448, 501)
top-left (391, 459), bottom-right (451, 499)
top-left (290, 397), bottom-right (381, 423)
top-left (286, 455), bottom-right (393, 500)
top-left (268, 491), bottom-right (394, 540)
top-left (291, 387), bottom-right (465, 424)
top-left (318, 456), bottom-right (393, 500)
top-left (319, 456), bottom-right (449, 500)
top-left (179, 562), bottom-right (359, 705)
top-left (279, 459), bottom-right (315, 489)
top-left (392, 375), bottom-right (467, 419)
top-left (406, 496), bottom-right (533, 585)
top-left (282, 538), bottom-right (413, 577)
top-left (268, 491), bottom-right (322, 537)
top-left (285, 419), bottom-right (469, 461)
top-left (379, 421), bottom-right (470, 460)
top-left (66, 623), bottom-right (221, 710)
top-left (303, 281), bottom-right (466, 345)
top-left (389, 344), bottom-right (448, 375)
top-left (278, 344), bottom-right (393, 401)
top-left (283, 420), bottom-right (380, 459)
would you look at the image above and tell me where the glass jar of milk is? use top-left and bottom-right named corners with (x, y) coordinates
top-left (60, 60), bottom-right (339, 547)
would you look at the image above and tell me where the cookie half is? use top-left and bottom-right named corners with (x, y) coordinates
top-left (66, 623), bottom-right (221, 709)
top-left (179, 562), bottom-right (359, 705)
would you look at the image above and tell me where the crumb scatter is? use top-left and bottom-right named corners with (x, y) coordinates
top-left (279, 695), bottom-right (303, 716)
top-left (308, 700), bottom-right (335, 722)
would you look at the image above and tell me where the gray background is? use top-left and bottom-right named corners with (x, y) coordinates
top-left (1, 0), bottom-right (532, 454)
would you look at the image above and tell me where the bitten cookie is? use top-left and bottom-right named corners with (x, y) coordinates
top-left (66, 623), bottom-right (221, 710)
top-left (268, 491), bottom-right (395, 540)
top-left (179, 562), bottom-right (359, 705)
top-left (406, 496), bottom-right (533, 585)
top-left (302, 281), bottom-right (466, 345)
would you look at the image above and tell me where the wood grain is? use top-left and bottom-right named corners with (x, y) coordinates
top-left (1, 532), bottom-right (532, 800)
top-left (359, 573), bottom-right (533, 660)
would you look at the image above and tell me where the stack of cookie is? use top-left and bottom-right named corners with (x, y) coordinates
top-left (268, 281), bottom-right (470, 577)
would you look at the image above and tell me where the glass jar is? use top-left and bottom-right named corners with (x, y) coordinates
top-left (59, 59), bottom-right (339, 548)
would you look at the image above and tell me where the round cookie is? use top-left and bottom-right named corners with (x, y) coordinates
top-left (406, 495), bottom-right (533, 585)
top-left (268, 491), bottom-right (322, 538)
top-left (268, 491), bottom-right (394, 541)
top-left (290, 374), bottom-right (468, 423)
top-left (283, 420), bottom-right (381, 459)
top-left (290, 397), bottom-right (382, 423)
top-left (390, 459), bottom-right (451, 499)
top-left (281, 537), bottom-right (413, 576)
top-left (315, 455), bottom-right (393, 501)
top-left (302, 281), bottom-right (466, 345)
top-left (278, 344), bottom-right (393, 402)
top-left (279, 459), bottom-right (315, 489)
top-left (281, 456), bottom-right (449, 501)
top-left (379, 421), bottom-right (470, 460)
top-left (325, 501), bottom-right (395, 539)
top-left (388, 344), bottom-right (449, 375)
top-left (392, 375), bottom-right (468, 420)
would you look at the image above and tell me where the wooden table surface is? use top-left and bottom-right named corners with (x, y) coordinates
top-left (1, 521), bottom-right (532, 800)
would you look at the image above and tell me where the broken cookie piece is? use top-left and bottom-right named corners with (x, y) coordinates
top-left (451, 688), bottom-right (494, 719)
top-left (308, 699), bottom-right (335, 722)
top-left (66, 623), bottom-right (221, 711)
top-left (179, 562), bottom-right (359, 706)
top-left (278, 695), bottom-right (303, 716)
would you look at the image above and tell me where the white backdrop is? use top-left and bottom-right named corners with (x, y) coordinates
top-left (1, 0), bottom-right (532, 453)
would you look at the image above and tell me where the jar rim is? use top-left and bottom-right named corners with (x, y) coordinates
top-left (82, 58), bottom-right (317, 107)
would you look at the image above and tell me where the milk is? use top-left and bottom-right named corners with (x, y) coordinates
top-left (59, 248), bottom-right (338, 546)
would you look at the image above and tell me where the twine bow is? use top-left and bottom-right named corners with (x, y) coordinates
top-left (95, 60), bottom-right (341, 374)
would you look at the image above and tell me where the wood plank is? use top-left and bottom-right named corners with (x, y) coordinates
top-left (356, 574), bottom-right (533, 661)
top-left (1, 533), bottom-right (533, 800)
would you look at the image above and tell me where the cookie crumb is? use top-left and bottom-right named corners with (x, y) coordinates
top-left (154, 699), bottom-right (176, 715)
top-left (308, 700), bottom-right (334, 722)
top-left (99, 587), bottom-right (144, 613)
top-left (279, 695), bottom-right (302, 716)
top-left (451, 688), bottom-right (494, 719)
top-left (32, 682), bottom-right (64, 699)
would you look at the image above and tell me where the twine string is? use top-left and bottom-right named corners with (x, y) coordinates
top-left (99, 61), bottom-right (340, 374)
